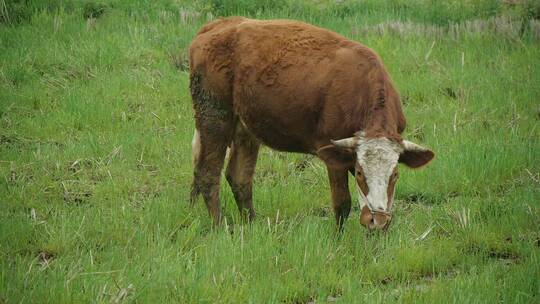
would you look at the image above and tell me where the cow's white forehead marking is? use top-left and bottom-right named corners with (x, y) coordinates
top-left (356, 137), bottom-right (402, 170)
top-left (356, 137), bottom-right (402, 212)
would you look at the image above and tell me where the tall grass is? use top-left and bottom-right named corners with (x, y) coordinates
top-left (1, 0), bottom-right (539, 303)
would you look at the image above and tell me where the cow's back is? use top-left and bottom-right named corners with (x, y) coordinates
top-left (189, 18), bottom-right (405, 153)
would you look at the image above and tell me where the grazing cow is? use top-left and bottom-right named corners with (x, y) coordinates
top-left (189, 17), bottom-right (434, 231)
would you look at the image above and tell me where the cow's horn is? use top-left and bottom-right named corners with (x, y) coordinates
top-left (331, 137), bottom-right (357, 148)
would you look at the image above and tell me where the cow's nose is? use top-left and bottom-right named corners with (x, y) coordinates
top-left (372, 212), bottom-right (392, 230)
top-left (360, 206), bottom-right (392, 230)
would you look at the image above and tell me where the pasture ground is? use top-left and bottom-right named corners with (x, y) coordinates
top-left (1, 1), bottom-right (539, 303)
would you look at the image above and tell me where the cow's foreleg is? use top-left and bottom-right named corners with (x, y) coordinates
top-left (327, 167), bottom-right (352, 231)
top-left (225, 123), bottom-right (260, 222)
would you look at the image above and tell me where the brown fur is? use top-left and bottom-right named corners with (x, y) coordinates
top-left (355, 165), bottom-right (369, 196)
top-left (189, 17), bottom-right (408, 227)
top-left (387, 168), bottom-right (398, 210)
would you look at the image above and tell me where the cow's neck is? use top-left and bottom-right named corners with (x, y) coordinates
top-left (361, 102), bottom-right (402, 142)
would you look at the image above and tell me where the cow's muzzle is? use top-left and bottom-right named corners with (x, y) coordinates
top-left (360, 206), bottom-right (392, 231)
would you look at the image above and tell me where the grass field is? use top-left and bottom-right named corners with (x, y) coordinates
top-left (1, 0), bottom-right (539, 302)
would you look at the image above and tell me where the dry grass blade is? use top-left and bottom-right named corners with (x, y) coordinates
top-left (356, 16), bottom-right (537, 41)
top-left (415, 224), bottom-right (435, 241)
top-left (449, 207), bottom-right (471, 230)
top-left (112, 283), bottom-right (134, 303)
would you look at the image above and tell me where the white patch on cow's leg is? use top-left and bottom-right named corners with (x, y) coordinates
top-left (192, 129), bottom-right (201, 166)
top-left (225, 147), bottom-right (231, 163)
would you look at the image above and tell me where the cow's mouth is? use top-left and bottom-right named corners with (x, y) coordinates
top-left (360, 206), bottom-right (392, 230)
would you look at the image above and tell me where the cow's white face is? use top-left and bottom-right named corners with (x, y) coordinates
top-left (355, 137), bottom-right (401, 210)
top-left (318, 133), bottom-right (434, 231)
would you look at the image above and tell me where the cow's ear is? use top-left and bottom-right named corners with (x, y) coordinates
top-left (317, 145), bottom-right (355, 169)
top-left (399, 140), bottom-right (435, 169)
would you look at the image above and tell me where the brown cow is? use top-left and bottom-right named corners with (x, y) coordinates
top-left (189, 17), bottom-right (434, 231)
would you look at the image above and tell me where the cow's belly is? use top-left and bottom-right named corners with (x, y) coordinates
top-left (234, 90), bottom-right (321, 153)
top-left (238, 117), bottom-right (309, 153)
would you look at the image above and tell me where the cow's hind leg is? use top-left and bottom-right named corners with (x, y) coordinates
top-left (189, 73), bottom-right (234, 226)
top-left (226, 123), bottom-right (260, 222)
top-left (327, 167), bottom-right (352, 231)
top-left (190, 123), bottom-right (233, 225)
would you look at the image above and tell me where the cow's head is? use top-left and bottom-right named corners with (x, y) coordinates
top-left (318, 133), bottom-right (434, 231)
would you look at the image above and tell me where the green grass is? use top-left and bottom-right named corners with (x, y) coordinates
top-left (1, 0), bottom-right (539, 303)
